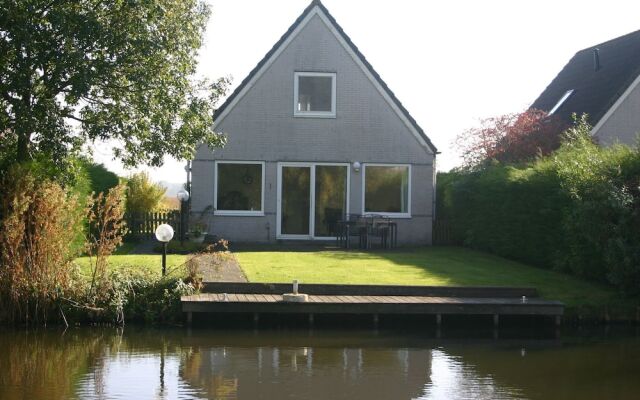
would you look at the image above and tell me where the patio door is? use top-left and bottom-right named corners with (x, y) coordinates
top-left (277, 163), bottom-right (349, 239)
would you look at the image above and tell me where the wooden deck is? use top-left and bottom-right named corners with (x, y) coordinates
top-left (181, 283), bottom-right (564, 326)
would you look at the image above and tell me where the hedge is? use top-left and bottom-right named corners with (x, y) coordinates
top-left (438, 119), bottom-right (640, 294)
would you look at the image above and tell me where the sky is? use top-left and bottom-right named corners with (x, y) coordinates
top-left (93, 0), bottom-right (640, 183)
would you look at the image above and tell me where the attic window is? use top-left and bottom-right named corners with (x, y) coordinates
top-left (294, 72), bottom-right (336, 118)
top-left (548, 89), bottom-right (574, 115)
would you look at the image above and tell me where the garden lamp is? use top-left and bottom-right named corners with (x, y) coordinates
top-left (176, 189), bottom-right (190, 246)
top-left (155, 224), bottom-right (174, 276)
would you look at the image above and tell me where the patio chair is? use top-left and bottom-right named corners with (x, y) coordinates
top-left (338, 214), bottom-right (367, 249)
top-left (365, 215), bottom-right (392, 249)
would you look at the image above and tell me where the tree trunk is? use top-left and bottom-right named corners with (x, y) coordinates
top-left (16, 131), bottom-right (30, 162)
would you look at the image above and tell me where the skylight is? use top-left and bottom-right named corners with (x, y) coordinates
top-left (548, 89), bottom-right (574, 115)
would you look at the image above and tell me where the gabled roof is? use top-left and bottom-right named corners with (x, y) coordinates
top-left (531, 29), bottom-right (640, 128)
top-left (212, 0), bottom-right (438, 154)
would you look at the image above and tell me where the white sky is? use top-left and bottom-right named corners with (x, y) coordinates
top-left (93, 0), bottom-right (640, 183)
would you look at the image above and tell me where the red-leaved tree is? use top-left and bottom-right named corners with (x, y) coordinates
top-left (454, 109), bottom-right (568, 168)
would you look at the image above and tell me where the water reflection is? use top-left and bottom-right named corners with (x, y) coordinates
top-left (0, 328), bottom-right (639, 400)
top-left (181, 344), bottom-right (430, 399)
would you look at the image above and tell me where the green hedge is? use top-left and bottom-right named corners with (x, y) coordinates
top-left (438, 120), bottom-right (640, 294)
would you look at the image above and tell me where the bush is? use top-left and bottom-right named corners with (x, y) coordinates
top-left (440, 116), bottom-right (640, 294)
top-left (0, 165), bottom-right (85, 323)
top-left (438, 162), bottom-right (568, 269)
top-left (84, 162), bottom-right (120, 195)
top-left (125, 172), bottom-right (167, 213)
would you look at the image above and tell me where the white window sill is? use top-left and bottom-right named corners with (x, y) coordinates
top-left (293, 112), bottom-right (336, 119)
top-left (214, 211), bottom-right (265, 217)
top-left (363, 213), bottom-right (412, 219)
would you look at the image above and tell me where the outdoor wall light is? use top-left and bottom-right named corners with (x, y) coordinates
top-left (155, 224), bottom-right (174, 276)
top-left (352, 161), bottom-right (361, 172)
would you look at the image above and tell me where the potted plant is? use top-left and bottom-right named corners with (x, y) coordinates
top-left (189, 205), bottom-right (213, 243)
top-left (189, 222), bottom-right (207, 244)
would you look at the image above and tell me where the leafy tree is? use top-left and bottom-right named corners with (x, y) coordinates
top-left (0, 0), bottom-right (228, 169)
top-left (84, 162), bottom-right (120, 196)
top-left (125, 172), bottom-right (166, 213)
top-left (455, 109), bottom-right (567, 169)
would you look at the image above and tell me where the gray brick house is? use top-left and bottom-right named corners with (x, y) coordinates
top-left (190, 0), bottom-right (437, 245)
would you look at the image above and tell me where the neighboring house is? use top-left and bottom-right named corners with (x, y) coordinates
top-left (531, 29), bottom-right (640, 146)
top-left (189, 0), bottom-right (437, 245)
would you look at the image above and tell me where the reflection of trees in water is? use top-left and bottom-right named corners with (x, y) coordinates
top-left (0, 329), bottom-right (107, 400)
top-left (180, 345), bottom-right (431, 399)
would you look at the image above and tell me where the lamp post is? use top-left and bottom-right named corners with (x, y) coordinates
top-left (176, 189), bottom-right (190, 246)
top-left (155, 224), bottom-right (174, 276)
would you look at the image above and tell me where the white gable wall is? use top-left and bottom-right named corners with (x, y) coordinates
top-left (592, 73), bottom-right (640, 146)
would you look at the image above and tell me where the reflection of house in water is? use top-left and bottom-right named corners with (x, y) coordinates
top-left (180, 346), bottom-right (431, 399)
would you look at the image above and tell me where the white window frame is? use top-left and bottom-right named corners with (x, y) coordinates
top-left (214, 161), bottom-right (265, 216)
top-left (276, 162), bottom-right (350, 240)
top-left (548, 89), bottom-right (574, 115)
top-left (293, 72), bottom-right (337, 118)
top-left (361, 163), bottom-right (412, 218)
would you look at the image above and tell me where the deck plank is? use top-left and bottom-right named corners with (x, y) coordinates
top-left (182, 291), bottom-right (564, 318)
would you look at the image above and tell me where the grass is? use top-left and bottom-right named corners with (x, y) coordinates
top-left (74, 241), bottom-right (188, 278)
top-left (234, 246), bottom-right (617, 307)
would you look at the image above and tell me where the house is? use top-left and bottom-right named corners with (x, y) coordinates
top-left (189, 0), bottom-right (437, 245)
top-left (531, 29), bottom-right (640, 146)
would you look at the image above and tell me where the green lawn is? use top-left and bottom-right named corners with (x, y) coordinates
top-left (234, 246), bottom-right (617, 307)
top-left (74, 254), bottom-right (188, 278)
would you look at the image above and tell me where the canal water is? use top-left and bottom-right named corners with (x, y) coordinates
top-left (0, 327), bottom-right (639, 399)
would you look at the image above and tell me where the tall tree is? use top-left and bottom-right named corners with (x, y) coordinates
top-left (0, 0), bottom-right (228, 168)
top-left (454, 109), bottom-right (567, 169)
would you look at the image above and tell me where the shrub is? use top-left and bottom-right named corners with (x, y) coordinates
top-left (440, 115), bottom-right (640, 294)
top-left (84, 162), bottom-right (120, 195)
top-left (84, 185), bottom-right (128, 301)
top-left (553, 117), bottom-right (640, 291)
top-left (0, 165), bottom-right (85, 324)
top-left (125, 172), bottom-right (167, 213)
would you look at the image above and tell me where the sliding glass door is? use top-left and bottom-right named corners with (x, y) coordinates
top-left (281, 166), bottom-right (311, 236)
top-left (314, 165), bottom-right (347, 237)
top-left (278, 163), bottom-right (349, 239)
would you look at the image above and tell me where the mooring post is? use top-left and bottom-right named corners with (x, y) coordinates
top-left (373, 314), bottom-right (379, 329)
top-left (436, 313), bottom-right (442, 327)
top-left (493, 314), bottom-right (500, 328)
top-left (253, 313), bottom-right (260, 328)
top-left (186, 312), bottom-right (193, 326)
top-left (308, 313), bottom-right (314, 327)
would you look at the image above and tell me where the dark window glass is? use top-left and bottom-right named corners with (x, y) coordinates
top-left (297, 76), bottom-right (333, 112)
top-left (217, 164), bottom-right (262, 211)
top-left (364, 166), bottom-right (409, 214)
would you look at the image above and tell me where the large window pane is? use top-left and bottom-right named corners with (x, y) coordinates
top-left (314, 166), bottom-right (347, 237)
top-left (217, 163), bottom-right (263, 212)
top-left (296, 74), bottom-right (334, 113)
top-left (282, 166), bottom-right (311, 235)
top-left (364, 166), bottom-right (409, 214)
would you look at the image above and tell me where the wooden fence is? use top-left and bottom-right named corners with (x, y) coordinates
top-left (433, 219), bottom-right (458, 245)
top-left (125, 210), bottom-right (183, 238)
